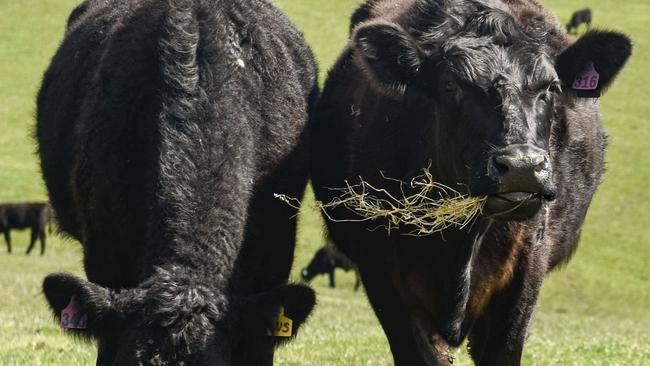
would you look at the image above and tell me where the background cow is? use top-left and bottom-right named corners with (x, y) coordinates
top-left (301, 244), bottom-right (361, 291)
top-left (311, 0), bottom-right (631, 365)
top-left (0, 202), bottom-right (50, 255)
top-left (567, 8), bottom-right (592, 34)
top-left (36, 0), bottom-right (318, 364)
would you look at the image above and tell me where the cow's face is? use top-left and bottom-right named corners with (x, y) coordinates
top-left (43, 271), bottom-right (315, 365)
top-left (352, 13), bottom-right (630, 220)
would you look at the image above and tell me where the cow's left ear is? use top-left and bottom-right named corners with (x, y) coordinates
top-left (42, 273), bottom-right (120, 339)
top-left (556, 30), bottom-right (632, 96)
top-left (352, 21), bottom-right (425, 97)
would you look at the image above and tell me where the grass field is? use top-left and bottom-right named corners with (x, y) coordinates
top-left (0, 0), bottom-right (648, 364)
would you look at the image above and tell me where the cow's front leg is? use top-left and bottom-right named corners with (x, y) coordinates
top-left (358, 258), bottom-right (449, 366)
top-left (353, 272), bottom-right (361, 291)
top-left (39, 230), bottom-right (46, 255)
top-left (26, 228), bottom-right (38, 255)
top-left (3, 230), bottom-right (10, 253)
top-left (328, 270), bottom-right (335, 288)
top-left (468, 248), bottom-right (547, 366)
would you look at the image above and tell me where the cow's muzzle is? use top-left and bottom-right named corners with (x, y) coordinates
top-left (484, 144), bottom-right (556, 220)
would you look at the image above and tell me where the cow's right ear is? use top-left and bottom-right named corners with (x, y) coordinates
top-left (352, 21), bottom-right (425, 97)
top-left (42, 273), bottom-right (118, 339)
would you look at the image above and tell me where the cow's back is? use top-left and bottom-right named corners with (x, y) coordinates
top-left (37, 0), bottom-right (317, 289)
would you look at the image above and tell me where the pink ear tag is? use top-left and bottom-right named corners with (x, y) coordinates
top-left (61, 295), bottom-right (87, 329)
top-left (572, 62), bottom-right (600, 91)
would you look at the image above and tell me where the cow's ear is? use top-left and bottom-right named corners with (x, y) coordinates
top-left (236, 284), bottom-right (315, 346)
top-left (352, 21), bottom-right (425, 97)
top-left (556, 30), bottom-right (632, 97)
top-left (42, 273), bottom-right (118, 339)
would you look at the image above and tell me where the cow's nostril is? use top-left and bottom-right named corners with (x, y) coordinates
top-left (533, 155), bottom-right (549, 173)
top-left (492, 156), bottom-right (510, 176)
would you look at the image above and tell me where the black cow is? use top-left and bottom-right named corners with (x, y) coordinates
top-left (36, 0), bottom-right (318, 364)
top-left (0, 202), bottom-right (49, 255)
top-left (311, 0), bottom-right (631, 365)
top-left (301, 245), bottom-right (361, 291)
top-left (567, 8), bottom-right (592, 34)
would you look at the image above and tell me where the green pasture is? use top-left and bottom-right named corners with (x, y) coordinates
top-left (0, 0), bottom-right (648, 364)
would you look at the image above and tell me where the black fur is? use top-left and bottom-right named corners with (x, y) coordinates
top-left (0, 202), bottom-right (50, 255)
top-left (36, 0), bottom-right (318, 364)
top-left (311, 1), bottom-right (631, 365)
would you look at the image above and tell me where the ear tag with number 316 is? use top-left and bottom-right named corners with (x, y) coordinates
top-left (572, 62), bottom-right (600, 91)
top-left (267, 306), bottom-right (292, 337)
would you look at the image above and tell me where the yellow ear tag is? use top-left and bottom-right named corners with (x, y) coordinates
top-left (267, 306), bottom-right (292, 337)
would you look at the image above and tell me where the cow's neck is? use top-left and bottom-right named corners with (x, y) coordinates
top-left (422, 221), bottom-right (493, 344)
top-left (139, 209), bottom-right (246, 296)
top-left (396, 219), bottom-right (511, 345)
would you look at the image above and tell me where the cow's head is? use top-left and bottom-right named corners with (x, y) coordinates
top-left (351, 4), bottom-right (631, 220)
top-left (301, 247), bottom-right (336, 281)
top-left (43, 269), bottom-right (315, 365)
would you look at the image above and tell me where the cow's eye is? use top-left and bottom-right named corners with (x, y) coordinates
top-left (548, 81), bottom-right (562, 94)
top-left (539, 81), bottom-right (561, 102)
top-left (444, 80), bottom-right (458, 93)
top-left (539, 91), bottom-right (549, 102)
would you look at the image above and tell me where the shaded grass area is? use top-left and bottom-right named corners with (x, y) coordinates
top-left (0, 0), bottom-right (648, 364)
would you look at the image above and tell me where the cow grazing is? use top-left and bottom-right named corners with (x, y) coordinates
top-left (567, 8), bottom-right (592, 34)
top-left (311, 0), bottom-right (631, 364)
top-left (36, 0), bottom-right (318, 364)
top-left (301, 245), bottom-right (361, 291)
top-left (0, 202), bottom-right (50, 255)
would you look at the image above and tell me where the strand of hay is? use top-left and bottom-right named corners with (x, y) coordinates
top-left (275, 167), bottom-right (487, 236)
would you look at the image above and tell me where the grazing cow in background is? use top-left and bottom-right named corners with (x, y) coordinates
top-left (36, 0), bottom-right (318, 364)
top-left (567, 8), bottom-right (592, 34)
top-left (311, 0), bottom-right (631, 364)
top-left (0, 202), bottom-right (50, 255)
top-left (301, 244), bottom-right (361, 291)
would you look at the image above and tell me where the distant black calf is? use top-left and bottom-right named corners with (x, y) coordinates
top-left (0, 203), bottom-right (49, 255)
top-left (301, 245), bottom-right (361, 291)
top-left (567, 8), bottom-right (592, 34)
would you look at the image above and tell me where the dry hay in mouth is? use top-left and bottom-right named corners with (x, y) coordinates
top-left (275, 167), bottom-right (487, 236)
